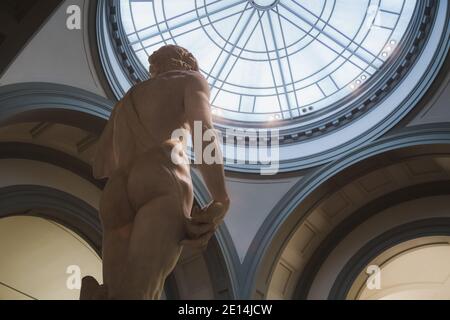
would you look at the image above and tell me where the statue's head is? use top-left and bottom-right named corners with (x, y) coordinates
top-left (148, 45), bottom-right (199, 77)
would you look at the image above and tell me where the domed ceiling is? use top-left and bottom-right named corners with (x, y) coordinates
top-left (98, 0), bottom-right (449, 172)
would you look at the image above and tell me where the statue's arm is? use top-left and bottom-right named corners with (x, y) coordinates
top-left (184, 73), bottom-right (230, 206)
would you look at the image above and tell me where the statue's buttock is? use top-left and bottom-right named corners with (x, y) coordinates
top-left (100, 140), bottom-right (193, 230)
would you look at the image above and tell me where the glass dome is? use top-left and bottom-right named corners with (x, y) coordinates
top-left (97, 0), bottom-right (449, 172)
top-left (119, 0), bottom-right (416, 124)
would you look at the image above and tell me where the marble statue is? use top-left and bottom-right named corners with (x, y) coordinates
top-left (80, 45), bottom-right (230, 300)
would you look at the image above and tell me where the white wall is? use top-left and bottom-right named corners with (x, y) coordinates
top-left (409, 64), bottom-right (450, 126)
top-left (224, 176), bottom-right (301, 261)
top-left (0, 0), bottom-right (106, 97)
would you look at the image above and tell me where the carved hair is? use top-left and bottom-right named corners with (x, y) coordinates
top-left (149, 45), bottom-right (199, 75)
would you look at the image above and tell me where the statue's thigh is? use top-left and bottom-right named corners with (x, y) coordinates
top-left (120, 194), bottom-right (185, 299)
top-left (129, 193), bottom-right (184, 262)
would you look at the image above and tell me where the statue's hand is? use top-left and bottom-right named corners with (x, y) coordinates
top-left (180, 201), bottom-right (229, 250)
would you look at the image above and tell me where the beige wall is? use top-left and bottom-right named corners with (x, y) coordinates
top-left (354, 238), bottom-right (450, 300)
top-left (0, 216), bottom-right (102, 300)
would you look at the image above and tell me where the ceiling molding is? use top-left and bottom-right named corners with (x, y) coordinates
top-left (87, 0), bottom-right (116, 101)
top-left (0, 141), bottom-right (104, 189)
top-left (0, 82), bottom-right (112, 134)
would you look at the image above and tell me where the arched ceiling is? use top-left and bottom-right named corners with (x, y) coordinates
top-left (250, 131), bottom-right (450, 299)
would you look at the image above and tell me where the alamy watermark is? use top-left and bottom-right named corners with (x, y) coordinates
top-left (170, 121), bottom-right (280, 175)
top-left (66, 5), bottom-right (81, 30)
top-left (366, 265), bottom-right (382, 290)
top-left (66, 265), bottom-right (82, 290)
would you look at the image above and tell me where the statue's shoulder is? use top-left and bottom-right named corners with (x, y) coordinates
top-left (135, 71), bottom-right (208, 92)
top-left (160, 70), bottom-right (206, 83)
top-left (181, 71), bottom-right (208, 91)
top-left (156, 70), bottom-right (208, 93)
top-left (183, 70), bottom-right (206, 81)
top-left (127, 79), bottom-right (152, 93)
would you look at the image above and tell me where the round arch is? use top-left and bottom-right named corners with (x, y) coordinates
top-left (0, 83), bottom-right (237, 299)
top-left (0, 185), bottom-right (102, 253)
top-left (328, 218), bottom-right (450, 299)
top-left (245, 124), bottom-right (450, 298)
top-left (0, 82), bottom-right (112, 134)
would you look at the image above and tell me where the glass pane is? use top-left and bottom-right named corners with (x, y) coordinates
top-left (119, 0), bottom-right (417, 123)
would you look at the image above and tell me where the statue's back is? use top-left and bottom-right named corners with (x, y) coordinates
top-left (93, 70), bottom-right (194, 179)
top-left (131, 70), bottom-right (191, 147)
